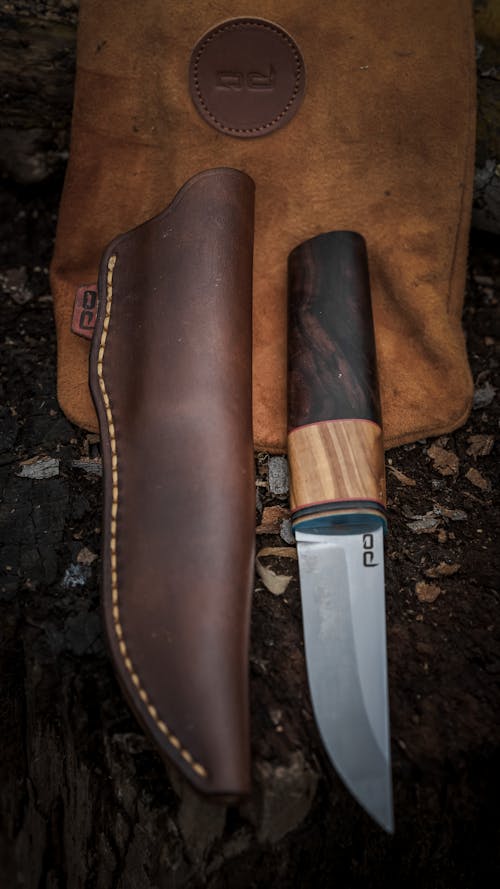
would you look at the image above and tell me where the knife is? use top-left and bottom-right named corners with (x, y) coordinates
top-left (287, 230), bottom-right (393, 832)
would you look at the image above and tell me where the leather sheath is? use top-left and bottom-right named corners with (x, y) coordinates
top-left (89, 168), bottom-right (255, 797)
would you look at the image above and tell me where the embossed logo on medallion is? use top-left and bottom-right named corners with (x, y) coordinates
top-left (189, 18), bottom-right (305, 138)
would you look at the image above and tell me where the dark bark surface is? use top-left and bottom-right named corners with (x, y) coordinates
top-left (1, 3), bottom-right (500, 887)
top-left (0, 2), bottom-right (77, 184)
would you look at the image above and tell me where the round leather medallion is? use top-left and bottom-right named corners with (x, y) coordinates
top-left (189, 18), bottom-right (305, 138)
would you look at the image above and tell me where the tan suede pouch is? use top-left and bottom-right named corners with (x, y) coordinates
top-left (51, 0), bottom-right (476, 452)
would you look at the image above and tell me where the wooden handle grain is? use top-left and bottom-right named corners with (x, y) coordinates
top-left (287, 231), bottom-right (385, 526)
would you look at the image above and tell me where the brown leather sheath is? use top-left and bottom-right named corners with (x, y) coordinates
top-left (89, 168), bottom-right (255, 797)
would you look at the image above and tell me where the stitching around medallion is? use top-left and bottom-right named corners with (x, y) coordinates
top-left (96, 253), bottom-right (208, 780)
top-left (192, 19), bottom-right (304, 134)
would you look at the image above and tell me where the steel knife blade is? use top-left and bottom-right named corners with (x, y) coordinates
top-left (287, 231), bottom-right (393, 832)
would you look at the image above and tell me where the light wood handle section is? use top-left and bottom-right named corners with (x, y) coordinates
top-left (288, 419), bottom-right (386, 515)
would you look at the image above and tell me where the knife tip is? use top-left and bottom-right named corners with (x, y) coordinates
top-left (379, 809), bottom-right (395, 835)
top-left (342, 767), bottom-right (394, 834)
top-left (368, 785), bottom-right (394, 834)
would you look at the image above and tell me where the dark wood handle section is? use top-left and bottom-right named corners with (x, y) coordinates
top-left (288, 231), bottom-right (381, 431)
top-left (287, 231), bottom-right (386, 525)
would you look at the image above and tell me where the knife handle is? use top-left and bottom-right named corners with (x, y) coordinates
top-left (287, 231), bottom-right (386, 531)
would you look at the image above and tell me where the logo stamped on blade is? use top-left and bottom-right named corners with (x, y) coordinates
top-left (362, 533), bottom-right (379, 568)
top-left (189, 18), bottom-right (306, 138)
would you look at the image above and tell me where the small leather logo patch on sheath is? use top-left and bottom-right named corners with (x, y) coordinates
top-left (71, 284), bottom-right (98, 339)
top-left (189, 18), bottom-right (305, 138)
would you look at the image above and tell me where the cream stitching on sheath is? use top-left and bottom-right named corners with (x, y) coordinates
top-left (96, 253), bottom-right (208, 780)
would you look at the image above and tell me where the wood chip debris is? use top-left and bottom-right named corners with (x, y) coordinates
top-left (256, 506), bottom-right (290, 535)
top-left (466, 434), bottom-right (494, 458)
top-left (76, 547), bottom-right (98, 566)
top-left (407, 503), bottom-right (468, 533)
top-left (389, 467), bottom-right (416, 486)
top-left (1, 267), bottom-right (32, 304)
top-left (279, 519), bottom-right (295, 546)
top-left (473, 380), bottom-right (495, 409)
top-left (256, 547), bottom-right (297, 596)
top-left (415, 581), bottom-right (442, 603)
top-left (61, 563), bottom-right (91, 589)
top-left (425, 562), bottom-right (460, 578)
top-left (16, 456), bottom-right (60, 479)
top-left (435, 505), bottom-right (468, 521)
top-left (407, 515), bottom-right (441, 534)
top-left (72, 458), bottom-right (102, 476)
top-left (427, 443), bottom-right (459, 476)
top-left (465, 467), bottom-right (491, 491)
top-left (267, 456), bottom-right (289, 496)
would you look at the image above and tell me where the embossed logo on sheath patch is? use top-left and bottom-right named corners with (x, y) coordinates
top-left (189, 18), bottom-right (305, 138)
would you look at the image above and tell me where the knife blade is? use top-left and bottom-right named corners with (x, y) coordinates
top-left (287, 231), bottom-right (393, 832)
